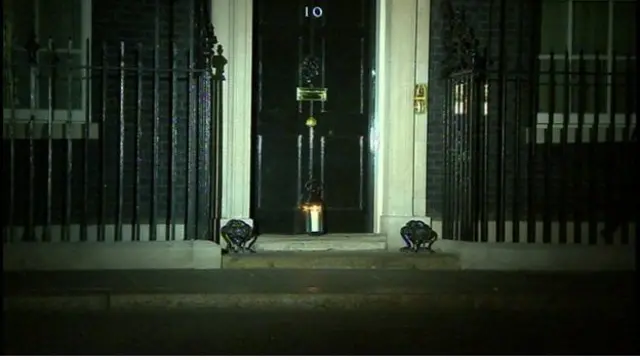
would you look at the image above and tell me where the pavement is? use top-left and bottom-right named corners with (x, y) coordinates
top-left (3, 308), bottom-right (637, 355)
top-left (5, 269), bottom-right (635, 295)
top-left (3, 270), bottom-right (636, 354)
top-left (3, 269), bottom-right (636, 311)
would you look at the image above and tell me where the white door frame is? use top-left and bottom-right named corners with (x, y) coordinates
top-left (212, 0), bottom-right (432, 246)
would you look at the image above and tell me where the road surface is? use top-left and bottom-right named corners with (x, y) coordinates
top-left (3, 308), bottom-right (636, 355)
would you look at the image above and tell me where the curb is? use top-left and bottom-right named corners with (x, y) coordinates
top-left (4, 293), bottom-right (632, 312)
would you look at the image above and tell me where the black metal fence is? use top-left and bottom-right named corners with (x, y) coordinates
top-left (442, 52), bottom-right (637, 245)
top-left (2, 28), bottom-right (226, 243)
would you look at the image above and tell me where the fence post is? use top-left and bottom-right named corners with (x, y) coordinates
top-left (81, 38), bottom-right (91, 242)
top-left (559, 53), bottom-right (571, 245)
top-left (98, 42), bottom-right (108, 243)
top-left (116, 41), bottom-right (125, 242)
top-left (201, 9), bottom-right (227, 243)
top-left (63, 38), bottom-right (74, 243)
top-left (167, 41), bottom-right (179, 241)
top-left (23, 33), bottom-right (39, 242)
top-left (43, 37), bottom-right (57, 243)
top-left (542, 53), bottom-right (555, 244)
top-left (151, 6), bottom-right (160, 241)
top-left (588, 53), bottom-right (603, 245)
top-left (574, 51), bottom-right (587, 244)
top-left (4, 20), bottom-right (17, 243)
top-left (133, 43), bottom-right (144, 242)
top-left (209, 46), bottom-right (226, 244)
top-left (185, 17), bottom-right (197, 241)
top-left (470, 54), bottom-right (486, 243)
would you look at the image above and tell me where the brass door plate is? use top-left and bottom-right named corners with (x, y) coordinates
top-left (296, 87), bottom-right (328, 102)
top-left (414, 83), bottom-right (427, 114)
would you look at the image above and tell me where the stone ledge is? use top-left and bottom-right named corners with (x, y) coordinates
top-left (435, 239), bottom-right (636, 271)
top-left (3, 240), bottom-right (222, 271)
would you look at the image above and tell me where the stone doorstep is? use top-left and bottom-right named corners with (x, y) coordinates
top-left (255, 233), bottom-right (388, 252)
top-left (222, 251), bottom-right (460, 270)
top-left (224, 234), bottom-right (454, 270)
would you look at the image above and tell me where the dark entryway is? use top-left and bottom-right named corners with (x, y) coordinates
top-left (251, 0), bottom-right (376, 234)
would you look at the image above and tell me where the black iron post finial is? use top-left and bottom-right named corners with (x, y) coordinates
top-left (202, 22), bottom-right (217, 65)
top-left (198, 0), bottom-right (216, 68)
top-left (198, 0), bottom-right (226, 75)
top-left (24, 32), bottom-right (40, 66)
top-left (212, 44), bottom-right (227, 79)
top-left (441, 0), bottom-right (480, 77)
top-left (47, 37), bottom-right (60, 67)
top-left (200, 11), bottom-right (227, 78)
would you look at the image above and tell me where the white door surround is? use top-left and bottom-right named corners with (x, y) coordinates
top-left (211, 0), bottom-right (432, 248)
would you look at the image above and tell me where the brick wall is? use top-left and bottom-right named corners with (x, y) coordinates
top-left (426, 0), bottom-right (635, 226)
top-left (5, 0), bottom-right (216, 238)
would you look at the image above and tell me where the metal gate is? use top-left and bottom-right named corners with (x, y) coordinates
top-left (2, 0), bottom-right (226, 243)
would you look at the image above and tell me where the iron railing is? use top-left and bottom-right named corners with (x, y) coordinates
top-left (2, 27), bottom-right (225, 243)
top-left (442, 52), bottom-right (637, 245)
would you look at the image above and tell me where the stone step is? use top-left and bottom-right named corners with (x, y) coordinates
top-left (255, 233), bottom-right (387, 252)
top-left (222, 251), bottom-right (460, 270)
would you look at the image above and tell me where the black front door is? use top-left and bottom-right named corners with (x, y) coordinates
top-left (252, 0), bottom-right (375, 234)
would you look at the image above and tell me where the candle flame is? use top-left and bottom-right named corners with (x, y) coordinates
top-left (301, 204), bottom-right (322, 212)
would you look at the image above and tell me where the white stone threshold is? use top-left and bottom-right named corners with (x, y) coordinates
top-left (255, 234), bottom-right (387, 252)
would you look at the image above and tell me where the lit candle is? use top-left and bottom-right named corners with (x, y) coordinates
top-left (310, 207), bottom-right (319, 232)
